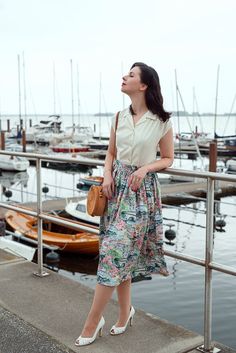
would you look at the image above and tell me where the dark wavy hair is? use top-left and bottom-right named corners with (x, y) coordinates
top-left (130, 62), bottom-right (171, 122)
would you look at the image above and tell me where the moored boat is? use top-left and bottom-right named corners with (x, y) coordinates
top-left (226, 159), bottom-right (236, 174)
top-left (50, 142), bottom-right (90, 153)
top-left (5, 210), bottom-right (99, 255)
top-left (0, 155), bottom-right (29, 171)
top-left (65, 199), bottom-right (100, 226)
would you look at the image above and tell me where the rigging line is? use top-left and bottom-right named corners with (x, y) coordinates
top-left (163, 217), bottom-right (205, 229)
top-left (193, 87), bottom-right (204, 133)
top-left (214, 64), bottom-right (220, 137)
top-left (174, 69), bottom-right (182, 167)
top-left (163, 203), bottom-right (236, 218)
top-left (223, 93), bottom-right (236, 136)
top-left (176, 85), bottom-right (205, 169)
top-left (169, 193), bottom-right (236, 206)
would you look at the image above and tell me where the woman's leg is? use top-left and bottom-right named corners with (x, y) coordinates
top-left (115, 278), bottom-right (132, 326)
top-left (80, 283), bottom-right (115, 337)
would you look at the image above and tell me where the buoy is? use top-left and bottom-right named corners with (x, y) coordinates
top-left (4, 189), bottom-right (12, 199)
top-left (45, 250), bottom-right (60, 263)
top-left (165, 223), bottom-right (176, 245)
top-left (215, 217), bottom-right (226, 231)
top-left (42, 186), bottom-right (49, 194)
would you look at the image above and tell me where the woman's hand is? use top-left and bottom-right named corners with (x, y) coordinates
top-left (128, 166), bottom-right (148, 192)
top-left (102, 173), bottom-right (114, 200)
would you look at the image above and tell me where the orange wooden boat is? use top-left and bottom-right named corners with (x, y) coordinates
top-left (5, 210), bottom-right (99, 255)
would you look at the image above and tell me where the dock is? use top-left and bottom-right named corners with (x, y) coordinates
top-left (0, 248), bottom-right (235, 353)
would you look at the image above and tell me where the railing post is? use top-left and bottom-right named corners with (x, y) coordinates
top-left (34, 157), bottom-right (49, 277)
top-left (197, 177), bottom-right (220, 353)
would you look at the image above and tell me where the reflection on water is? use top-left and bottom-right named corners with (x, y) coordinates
top-left (46, 252), bottom-right (99, 276)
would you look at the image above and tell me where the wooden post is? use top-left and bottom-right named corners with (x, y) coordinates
top-left (7, 119), bottom-right (10, 132)
top-left (209, 141), bottom-right (217, 172)
top-left (22, 129), bottom-right (26, 152)
top-left (1, 132), bottom-right (5, 150)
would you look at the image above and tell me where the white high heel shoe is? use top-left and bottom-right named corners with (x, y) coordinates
top-left (75, 316), bottom-right (105, 346)
top-left (110, 306), bottom-right (135, 335)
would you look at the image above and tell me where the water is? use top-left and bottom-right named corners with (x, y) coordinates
top-left (1, 113), bottom-right (236, 349)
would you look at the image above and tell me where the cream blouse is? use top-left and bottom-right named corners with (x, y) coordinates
top-left (111, 108), bottom-right (172, 167)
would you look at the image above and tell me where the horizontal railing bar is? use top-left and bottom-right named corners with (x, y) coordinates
top-left (0, 202), bottom-right (99, 235)
top-left (5, 231), bottom-right (59, 251)
top-left (0, 203), bottom-right (37, 217)
top-left (210, 262), bottom-right (236, 276)
top-left (0, 150), bottom-right (104, 167)
top-left (39, 213), bottom-right (99, 235)
top-left (164, 249), bottom-right (205, 267)
top-left (1, 150), bottom-right (236, 182)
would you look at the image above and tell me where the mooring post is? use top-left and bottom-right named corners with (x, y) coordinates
top-left (0, 132), bottom-right (5, 150)
top-left (7, 119), bottom-right (10, 132)
top-left (22, 129), bottom-right (26, 152)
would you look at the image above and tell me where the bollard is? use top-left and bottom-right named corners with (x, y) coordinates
top-left (22, 129), bottom-right (26, 152)
top-left (209, 141), bottom-right (217, 172)
top-left (1, 131), bottom-right (5, 150)
top-left (7, 119), bottom-right (10, 132)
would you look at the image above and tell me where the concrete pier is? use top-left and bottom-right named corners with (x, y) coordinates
top-left (0, 249), bottom-right (235, 353)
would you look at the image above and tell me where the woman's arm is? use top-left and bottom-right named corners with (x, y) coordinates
top-left (142, 127), bottom-right (174, 173)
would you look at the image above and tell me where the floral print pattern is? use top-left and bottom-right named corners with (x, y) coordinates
top-left (97, 160), bottom-right (169, 286)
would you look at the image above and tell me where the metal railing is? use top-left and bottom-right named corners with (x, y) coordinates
top-left (1, 150), bottom-right (236, 353)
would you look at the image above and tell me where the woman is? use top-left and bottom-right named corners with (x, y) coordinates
top-left (75, 62), bottom-right (174, 346)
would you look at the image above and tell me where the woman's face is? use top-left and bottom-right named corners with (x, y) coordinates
top-left (121, 66), bottom-right (146, 95)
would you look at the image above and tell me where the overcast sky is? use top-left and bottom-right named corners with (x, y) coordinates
top-left (0, 0), bottom-right (235, 115)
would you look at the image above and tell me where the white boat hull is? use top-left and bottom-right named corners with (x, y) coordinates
top-left (0, 156), bottom-right (29, 171)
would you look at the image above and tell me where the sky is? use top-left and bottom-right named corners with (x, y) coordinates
top-left (0, 0), bottom-right (236, 115)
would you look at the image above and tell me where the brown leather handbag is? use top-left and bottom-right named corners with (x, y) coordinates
top-left (86, 112), bottom-right (119, 217)
top-left (87, 184), bottom-right (107, 216)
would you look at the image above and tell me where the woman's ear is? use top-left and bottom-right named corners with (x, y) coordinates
top-left (139, 83), bottom-right (148, 92)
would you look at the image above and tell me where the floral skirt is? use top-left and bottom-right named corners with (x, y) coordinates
top-left (97, 160), bottom-right (169, 286)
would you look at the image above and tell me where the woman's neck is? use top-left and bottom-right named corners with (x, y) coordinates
top-left (129, 94), bottom-right (148, 116)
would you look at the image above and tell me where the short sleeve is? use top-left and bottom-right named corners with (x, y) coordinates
top-left (162, 119), bottom-right (172, 138)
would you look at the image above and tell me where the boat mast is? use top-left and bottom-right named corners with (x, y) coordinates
top-left (214, 65), bottom-right (220, 138)
top-left (176, 71), bottom-right (204, 169)
top-left (223, 93), bottom-right (236, 136)
top-left (70, 59), bottom-right (75, 134)
top-left (174, 69), bottom-right (182, 167)
top-left (22, 51), bottom-right (27, 129)
top-left (17, 54), bottom-right (22, 130)
top-left (193, 87), bottom-right (204, 133)
top-left (76, 63), bottom-right (80, 127)
top-left (53, 61), bottom-right (56, 115)
top-left (99, 73), bottom-right (102, 141)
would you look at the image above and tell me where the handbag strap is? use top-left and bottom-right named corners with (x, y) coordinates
top-left (114, 111), bottom-right (120, 160)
